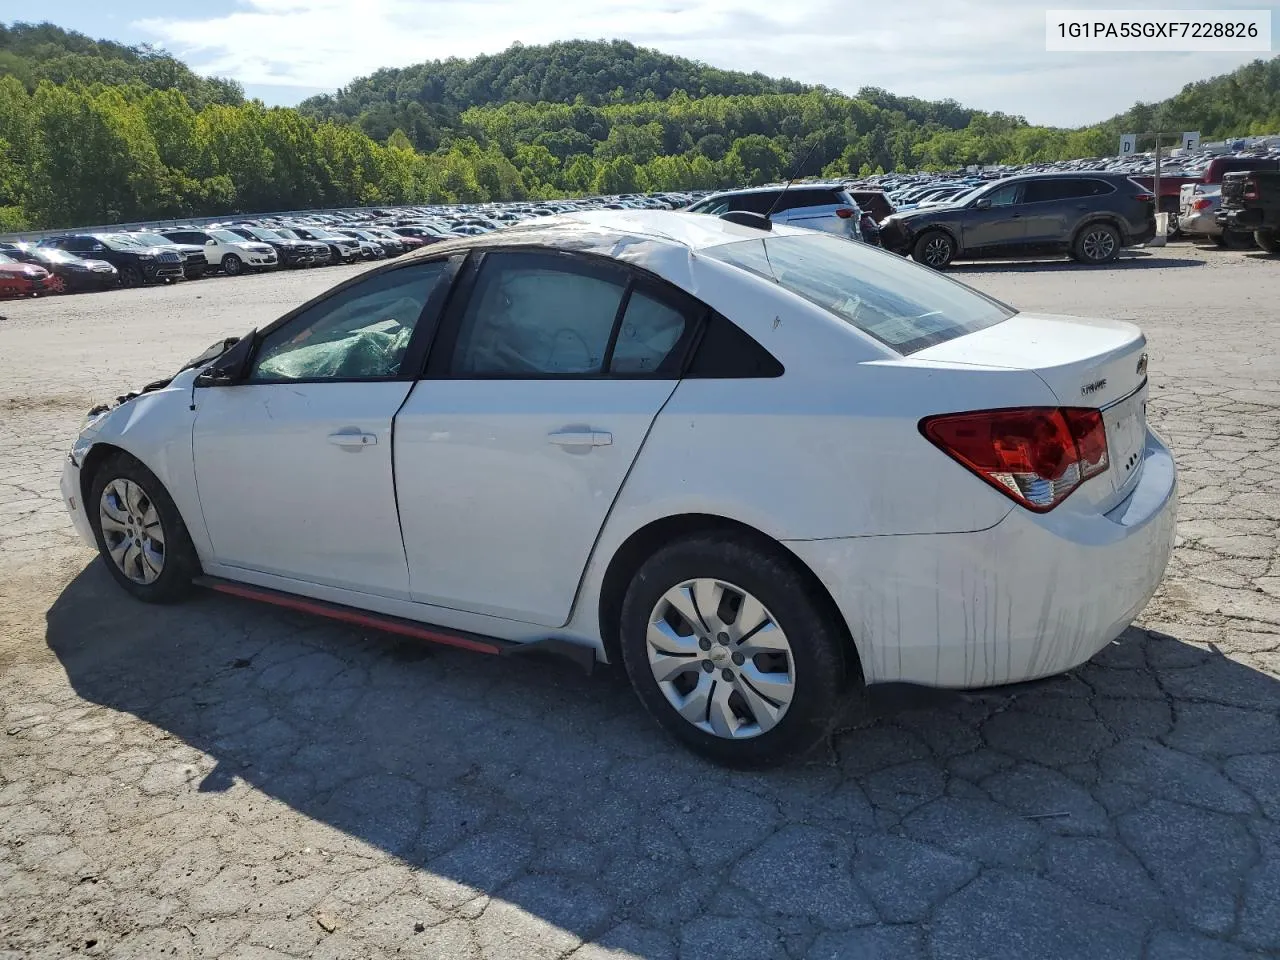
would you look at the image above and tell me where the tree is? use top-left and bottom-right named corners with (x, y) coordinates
top-left (724, 134), bottom-right (787, 185)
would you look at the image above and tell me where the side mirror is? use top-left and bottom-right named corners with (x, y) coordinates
top-left (193, 332), bottom-right (255, 387)
top-left (974, 198), bottom-right (992, 210)
top-left (205, 239), bottom-right (217, 246)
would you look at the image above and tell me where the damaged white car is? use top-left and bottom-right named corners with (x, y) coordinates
top-left (61, 210), bottom-right (1177, 766)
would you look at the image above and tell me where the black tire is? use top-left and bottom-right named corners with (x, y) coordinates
top-left (1254, 229), bottom-right (1280, 254)
top-left (119, 265), bottom-right (143, 288)
top-left (618, 533), bottom-right (851, 768)
top-left (1072, 222), bottom-right (1121, 264)
top-left (1220, 230), bottom-right (1254, 250)
top-left (87, 452), bottom-right (199, 603)
top-left (222, 254), bottom-right (243, 276)
top-left (912, 230), bottom-right (955, 269)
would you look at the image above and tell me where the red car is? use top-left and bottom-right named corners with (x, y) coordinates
top-left (0, 252), bottom-right (50, 297)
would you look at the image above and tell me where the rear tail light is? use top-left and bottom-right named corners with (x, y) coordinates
top-left (1243, 178), bottom-right (1259, 199)
top-left (1133, 192), bottom-right (1155, 202)
top-left (834, 207), bottom-right (856, 219)
top-left (920, 407), bottom-right (1110, 512)
top-left (1192, 198), bottom-right (1212, 211)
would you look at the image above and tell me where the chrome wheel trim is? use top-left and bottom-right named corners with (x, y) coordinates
top-left (922, 236), bottom-right (952, 266)
top-left (1082, 228), bottom-right (1116, 261)
top-left (645, 578), bottom-right (796, 740)
top-left (99, 478), bottom-right (165, 585)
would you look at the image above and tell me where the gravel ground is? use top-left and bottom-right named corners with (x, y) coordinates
top-left (1, 243), bottom-right (1278, 960)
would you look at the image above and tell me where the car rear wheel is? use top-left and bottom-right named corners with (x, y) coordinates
top-left (619, 534), bottom-right (849, 767)
top-left (222, 254), bottom-right (243, 276)
top-left (45, 274), bottom-right (67, 294)
top-left (1254, 229), bottom-right (1280, 254)
top-left (88, 453), bottom-right (199, 603)
top-left (119, 265), bottom-right (143, 287)
top-left (1073, 223), bottom-right (1120, 264)
top-left (1217, 230), bottom-right (1253, 250)
top-left (912, 231), bottom-right (955, 269)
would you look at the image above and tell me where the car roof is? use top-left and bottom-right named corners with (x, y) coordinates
top-left (393, 210), bottom-right (803, 288)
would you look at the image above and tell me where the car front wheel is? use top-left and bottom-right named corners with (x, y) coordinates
top-left (912, 231), bottom-right (955, 269)
top-left (619, 534), bottom-right (849, 767)
top-left (88, 453), bottom-right (199, 603)
top-left (222, 254), bottom-right (243, 276)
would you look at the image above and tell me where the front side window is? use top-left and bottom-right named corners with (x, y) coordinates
top-left (703, 233), bottom-right (1013, 355)
top-left (450, 253), bottom-right (626, 376)
top-left (984, 183), bottom-right (1022, 207)
top-left (250, 261), bottom-right (450, 381)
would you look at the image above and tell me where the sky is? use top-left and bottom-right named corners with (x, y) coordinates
top-left (29, 0), bottom-right (1279, 127)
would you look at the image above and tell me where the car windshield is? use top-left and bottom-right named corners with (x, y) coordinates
top-left (703, 233), bottom-right (1013, 355)
top-left (33, 247), bottom-right (78, 264)
top-left (246, 228), bottom-right (281, 240)
top-left (276, 229), bottom-right (301, 239)
top-left (210, 230), bottom-right (244, 243)
top-left (0, 252), bottom-right (13, 264)
top-left (131, 233), bottom-right (172, 246)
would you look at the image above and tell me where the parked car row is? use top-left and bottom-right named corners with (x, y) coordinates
top-left (0, 192), bottom-right (699, 298)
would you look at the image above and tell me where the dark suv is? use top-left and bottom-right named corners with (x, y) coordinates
top-left (878, 173), bottom-right (1156, 267)
top-left (39, 234), bottom-right (185, 286)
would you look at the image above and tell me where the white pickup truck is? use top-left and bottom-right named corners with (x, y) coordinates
top-left (161, 228), bottom-right (278, 275)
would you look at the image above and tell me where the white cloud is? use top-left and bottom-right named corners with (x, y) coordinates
top-left (136, 0), bottom-right (1275, 126)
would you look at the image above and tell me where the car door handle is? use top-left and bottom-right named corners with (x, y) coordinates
top-left (548, 430), bottom-right (612, 447)
top-left (328, 432), bottom-right (378, 448)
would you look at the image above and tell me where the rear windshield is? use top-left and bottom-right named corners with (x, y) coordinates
top-left (703, 233), bottom-right (1013, 355)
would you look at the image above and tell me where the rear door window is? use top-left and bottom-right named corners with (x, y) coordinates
top-left (704, 233), bottom-right (1012, 355)
top-left (728, 192), bottom-right (777, 215)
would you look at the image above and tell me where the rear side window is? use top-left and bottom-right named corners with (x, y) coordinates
top-left (451, 253), bottom-right (626, 376)
top-left (728, 192), bottom-right (777, 215)
top-left (773, 188), bottom-right (844, 212)
top-left (704, 233), bottom-right (1013, 355)
top-left (1023, 179), bottom-right (1114, 202)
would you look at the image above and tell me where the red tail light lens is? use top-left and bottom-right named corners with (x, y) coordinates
top-left (1133, 192), bottom-right (1155, 202)
top-left (834, 207), bottom-right (855, 219)
top-left (1243, 178), bottom-right (1259, 199)
top-left (1192, 198), bottom-right (1212, 211)
top-left (921, 407), bottom-right (1110, 512)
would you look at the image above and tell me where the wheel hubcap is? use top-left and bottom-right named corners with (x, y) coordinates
top-left (645, 578), bottom-right (796, 740)
top-left (99, 478), bottom-right (165, 584)
top-left (1083, 230), bottom-right (1115, 260)
top-left (924, 238), bottom-right (950, 265)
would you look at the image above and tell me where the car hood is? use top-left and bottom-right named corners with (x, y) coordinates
top-left (86, 335), bottom-right (246, 418)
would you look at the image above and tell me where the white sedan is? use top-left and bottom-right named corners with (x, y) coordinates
top-left (60, 211), bottom-right (1177, 766)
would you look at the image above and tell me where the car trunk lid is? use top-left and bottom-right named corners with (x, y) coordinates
top-left (912, 312), bottom-right (1150, 512)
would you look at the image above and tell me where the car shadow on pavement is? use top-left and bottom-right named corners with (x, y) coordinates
top-left (44, 560), bottom-right (1280, 959)
top-left (947, 254), bottom-right (1205, 275)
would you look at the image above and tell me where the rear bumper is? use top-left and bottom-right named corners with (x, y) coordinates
top-left (786, 428), bottom-right (1177, 688)
top-left (1179, 210), bottom-right (1221, 236)
top-left (1217, 208), bottom-right (1265, 230)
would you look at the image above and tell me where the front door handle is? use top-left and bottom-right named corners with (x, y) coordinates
top-left (548, 430), bottom-right (612, 447)
top-left (328, 431), bottom-right (378, 448)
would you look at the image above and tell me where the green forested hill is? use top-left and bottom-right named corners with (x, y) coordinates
top-left (0, 21), bottom-right (243, 108)
top-left (0, 23), bottom-right (1277, 232)
top-left (1097, 57), bottom-right (1280, 139)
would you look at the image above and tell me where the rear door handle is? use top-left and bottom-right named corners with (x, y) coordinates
top-left (548, 430), bottom-right (612, 447)
top-left (328, 432), bottom-right (378, 448)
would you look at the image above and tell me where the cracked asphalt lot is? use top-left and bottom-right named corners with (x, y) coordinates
top-left (1, 243), bottom-right (1278, 959)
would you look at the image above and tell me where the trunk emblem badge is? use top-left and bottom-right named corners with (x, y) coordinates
top-left (1081, 378), bottom-right (1108, 396)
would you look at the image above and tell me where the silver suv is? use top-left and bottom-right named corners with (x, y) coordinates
top-left (687, 184), bottom-right (863, 240)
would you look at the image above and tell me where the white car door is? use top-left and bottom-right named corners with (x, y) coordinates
top-left (191, 258), bottom-right (457, 597)
top-left (394, 249), bottom-right (702, 627)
